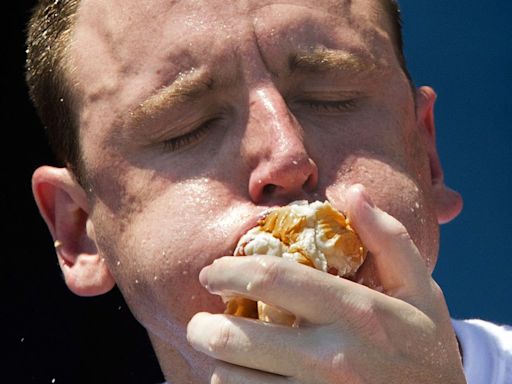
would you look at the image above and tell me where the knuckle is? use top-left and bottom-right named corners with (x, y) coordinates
top-left (306, 349), bottom-right (354, 383)
top-left (302, 329), bottom-right (351, 382)
top-left (395, 228), bottom-right (413, 244)
top-left (252, 257), bottom-right (281, 291)
top-left (328, 352), bottom-right (358, 382)
top-left (208, 319), bottom-right (234, 354)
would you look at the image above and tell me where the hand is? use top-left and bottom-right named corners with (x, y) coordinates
top-left (187, 185), bottom-right (466, 383)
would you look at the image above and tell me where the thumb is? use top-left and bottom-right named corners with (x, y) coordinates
top-left (346, 184), bottom-right (431, 300)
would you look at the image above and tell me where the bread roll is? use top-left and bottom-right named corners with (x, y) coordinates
top-left (225, 201), bottom-right (367, 326)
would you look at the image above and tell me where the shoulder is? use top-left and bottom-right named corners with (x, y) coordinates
top-left (452, 319), bottom-right (512, 384)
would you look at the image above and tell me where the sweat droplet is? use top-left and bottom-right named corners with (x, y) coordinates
top-left (246, 282), bottom-right (253, 291)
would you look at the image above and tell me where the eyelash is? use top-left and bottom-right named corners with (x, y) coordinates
top-left (304, 99), bottom-right (358, 112)
top-left (162, 119), bottom-right (217, 152)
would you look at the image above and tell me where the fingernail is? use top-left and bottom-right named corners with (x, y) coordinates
top-left (199, 266), bottom-right (209, 288)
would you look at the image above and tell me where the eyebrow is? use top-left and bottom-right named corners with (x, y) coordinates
top-left (126, 49), bottom-right (374, 129)
top-left (289, 49), bottom-right (376, 75)
top-left (128, 68), bottom-right (214, 128)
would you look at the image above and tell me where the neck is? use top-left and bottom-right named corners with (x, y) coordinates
top-left (149, 332), bottom-right (212, 384)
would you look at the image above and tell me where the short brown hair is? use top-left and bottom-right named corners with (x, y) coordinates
top-left (25, 0), bottom-right (83, 182)
top-left (25, 0), bottom-right (409, 185)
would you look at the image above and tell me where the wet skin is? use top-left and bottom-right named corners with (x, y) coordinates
top-left (32, 0), bottom-right (465, 382)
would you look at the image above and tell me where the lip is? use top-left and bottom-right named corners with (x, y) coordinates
top-left (223, 205), bottom-right (280, 256)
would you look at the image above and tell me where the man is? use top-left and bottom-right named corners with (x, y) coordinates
top-left (25, 0), bottom-right (511, 383)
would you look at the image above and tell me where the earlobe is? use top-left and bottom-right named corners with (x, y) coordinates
top-left (32, 166), bottom-right (115, 296)
top-left (415, 86), bottom-right (463, 224)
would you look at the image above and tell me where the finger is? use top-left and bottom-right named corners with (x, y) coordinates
top-left (188, 312), bottom-right (311, 377)
top-left (200, 255), bottom-right (375, 325)
top-left (210, 361), bottom-right (296, 384)
top-left (345, 184), bottom-right (431, 298)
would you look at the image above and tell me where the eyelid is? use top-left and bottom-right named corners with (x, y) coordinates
top-left (299, 89), bottom-right (363, 100)
top-left (289, 91), bottom-right (363, 114)
top-left (162, 118), bottom-right (218, 152)
top-left (304, 98), bottom-right (358, 112)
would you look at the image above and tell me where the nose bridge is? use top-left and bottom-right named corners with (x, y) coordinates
top-left (243, 86), bottom-right (319, 203)
top-left (245, 88), bottom-right (304, 161)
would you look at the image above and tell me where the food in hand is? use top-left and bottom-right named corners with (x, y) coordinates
top-left (226, 201), bottom-right (367, 326)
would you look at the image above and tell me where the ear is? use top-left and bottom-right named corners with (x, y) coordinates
top-left (32, 166), bottom-right (115, 296)
top-left (415, 86), bottom-right (463, 224)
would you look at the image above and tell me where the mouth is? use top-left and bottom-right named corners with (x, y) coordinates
top-left (224, 206), bottom-right (276, 256)
top-left (222, 193), bottom-right (348, 259)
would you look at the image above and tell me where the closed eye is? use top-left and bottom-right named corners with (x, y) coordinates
top-left (303, 99), bottom-right (358, 112)
top-left (162, 118), bottom-right (219, 152)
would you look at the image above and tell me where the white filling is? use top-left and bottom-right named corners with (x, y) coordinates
top-left (236, 201), bottom-right (331, 272)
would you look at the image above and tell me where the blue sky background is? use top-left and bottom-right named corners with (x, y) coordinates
top-left (400, 2), bottom-right (512, 324)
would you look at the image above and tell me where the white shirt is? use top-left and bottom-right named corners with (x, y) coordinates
top-left (453, 319), bottom-right (512, 384)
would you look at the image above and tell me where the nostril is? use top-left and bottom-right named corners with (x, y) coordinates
top-left (262, 184), bottom-right (277, 196)
top-left (304, 174), bottom-right (315, 191)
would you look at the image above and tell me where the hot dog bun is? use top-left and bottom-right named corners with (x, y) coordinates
top-left (225, 201), bottom-right (367, 326)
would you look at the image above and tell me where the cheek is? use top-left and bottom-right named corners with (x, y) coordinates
top-left (89, 176), bottom-right (255, 344)
top-left (326, 156), bottom-right (439, 271)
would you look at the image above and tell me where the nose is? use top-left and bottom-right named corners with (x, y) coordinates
top-left (243, 88), bottom-right (319, 204)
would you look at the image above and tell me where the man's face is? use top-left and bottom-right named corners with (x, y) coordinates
top-left (70, 0), bottom-right (438, 361)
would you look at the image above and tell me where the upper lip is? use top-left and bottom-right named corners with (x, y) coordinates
top-left (224, 205), bottom-right (279, 255)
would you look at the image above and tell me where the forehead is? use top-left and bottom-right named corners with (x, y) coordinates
top-left (72, 0), bottom-right (390, 64)
top-left (77, 0), bottom-right (386, 25)
top-left (70, 0), bottom-right (394, 118)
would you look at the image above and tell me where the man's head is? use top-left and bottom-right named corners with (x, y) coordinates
top-left (28, 0), bottom-right (462, 381)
